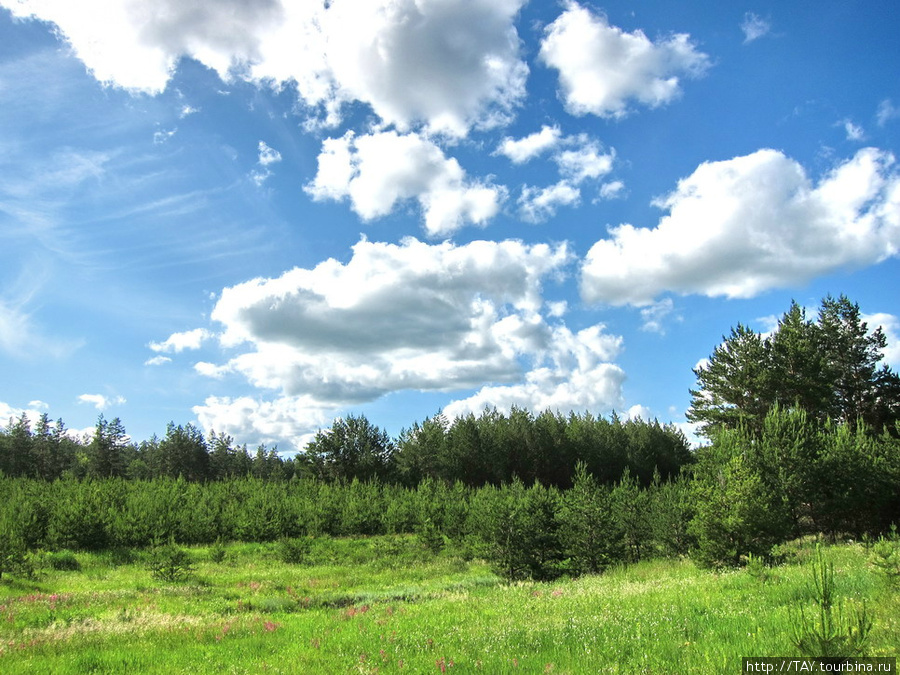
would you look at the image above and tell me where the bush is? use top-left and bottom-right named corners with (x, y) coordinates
top-left (209, 537), bottom-right (227, 564)
top-left (469, 480), bottom-right (564, 582)
top-left (277, 537), bottom-right (312, 565)
top-left (47, 549), bottom-right (81, 571)
top-left (0, 533), bottom-right (30, 581)
top-left (147, 539), bottom-right (195, 583)
top-left (791, 545), bottom-right (872, 659)
top-left (559, 464), bottom-right (622, 575)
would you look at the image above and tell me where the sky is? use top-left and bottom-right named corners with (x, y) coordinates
top-left (1, 0), bottom-right (899, 451)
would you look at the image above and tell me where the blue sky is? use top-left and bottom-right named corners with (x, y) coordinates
top-left (1, 0), bottom-right (899, 450)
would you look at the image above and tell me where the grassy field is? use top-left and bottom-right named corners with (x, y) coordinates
top-left (0, 537), bottom-right (897, 674)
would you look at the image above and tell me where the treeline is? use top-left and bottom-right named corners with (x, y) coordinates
top-left (2, 294), bottom-right (899, 575)
top-left (1, 407), bottom-right (897, 578)
top-left (0, 408), bottom-right (691, 489)
top-left (0, 408), bottom-right (898, 577)
top-left (0, 468), bottom-right (687, 581)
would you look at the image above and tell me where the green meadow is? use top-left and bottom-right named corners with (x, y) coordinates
top-left (1, 537), bottom-right (897, 674)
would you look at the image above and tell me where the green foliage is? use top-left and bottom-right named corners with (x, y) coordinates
top-left (791, 545), bottom-right (873, 658)
top-left (689, 295), bottom-right (900, 438)
top-left (0, 528), bottom-right (29, 580)
top-left (868, 527), bottom-right (900, 585)
top-left (147, 538), bottom-right (195, 583)
top-left (277, 536), bottom-right (313, 565)
top-left (557, 463), bottom-right (621, 574)
top-left (303, 414), bottom-right (395, 482)
top-left (689, 437), bottom-right (790, 568)
top-left (46, 549), bottom-right (81, 571)
top-left (469, 479), bottom-right (565, 581)
top-left (416, 516), bottom-right (446, 554)
top-left (209, 537), bottom-right (227, 564)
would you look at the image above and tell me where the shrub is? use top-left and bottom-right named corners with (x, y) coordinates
top-left (277, 536), bottom-right (312, 565)
top-left (147, 539), bottom-right (195, 583)
top-left (0, 533), bottom-right (30, 581)
top-left (868, 530), bottom-right (900, 586)
top-left (791, 545), bottom-right (872, 659)
top-left (47, 549), bottom-right (81, 571)
top-left (558, 464), bottom-right (622, 575)
top-left (209, 537), bottom-right (227, 564)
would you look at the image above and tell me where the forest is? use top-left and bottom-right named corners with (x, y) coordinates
top-left (0, 294), bottom-right (899, 578)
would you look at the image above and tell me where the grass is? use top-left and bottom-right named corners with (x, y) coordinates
top-left (0, 537), bottom-right (897, 673)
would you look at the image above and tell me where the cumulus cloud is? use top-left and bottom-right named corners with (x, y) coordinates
top-left (740, 13), bottom-right (771, 44)
top-left (863, 312), bottom-right (900, 367)
top-left (0, 401), bottom-right (46, 427)
top-left (184, 238), bottom-right (625, 447)
top-left (442, 323), bottom-right (625, 419)
top-left (495, 125), bottom-right (562, 163)
top-left (78, 394), bottom-right (126, 411)
top-left (539, 1), bottom-right (710, 118)
top-left (305, 130), bottom-right (504, 236)
top-left (144, 355), bottom-right (172, 366)
top-left (501, 130), bottom-right (616, 222)
top-left (193, 395), bottom-right (330, 451)
top-left (599, 180), bottom-right (626, 200)
top-left (257, 141), bottom-right (282, 166)
top-left (149, 328), bottom-right (211, 353)
top-left (581, 147), bottom-right (900, 306)
top-left (251, 140), bottom-right (282, 185)
top-left (625, 404), bottom-right (652, 421)
top-left (518, 181), bottom-right (580, 223)
top-left (3, 0), bottom-right (528, 137)
top-left (554, 138), bottom-right (615, 183)
top-left (2, 0), bottom-right (285, 92)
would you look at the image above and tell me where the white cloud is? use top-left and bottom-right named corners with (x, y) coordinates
top-left (599, 180), bottom-right (626, 200)
top-left (640, 298), bottom-right (676, 333)
top-left (625, 404), bottom-right (652, 421)
top-left (193, 395), bottom-right (329, 451)
top-left (518, 181), bottom-right (580, 223)
top-left (78, 394), bottom-right (126, 411)
top-left (862, 312), bottom-right (900, 367)
top-left (179, 104), bottom-right (200, 118)
top-left (0, 289), bottom-right (80, 360)
top-left (740, 13), bottom-right (771, 44)
top-left (843, 120), bottom-right (865, 142)
top-left (554, 138), bottom-right (615, 183)
top-left (3, 0), bottom-right (528, 137)
top-left (251, 140), bottom-right (283, 185)
top-left (257, 141), bottom-right (282, 166)
top-left (877, 99), bottom-right (900, 127)
top-left (149, 328), bottom-right (211, 353)
top-left (144, 355), bottom-right (172, 366)
top-left (539, 1), bottom-right (710, 118)
top-left (0, 401), bottom-right (47, 427)
top-left (187, 238), bottom-right (626, 446)
top-left (443, 324), bottom-right (625, 419)
top-left (581, 147), bottom-right (900, 306)
top-left (305, 130), bottom-right (505, 236)
top-left (509, 133), bottom-right (616, 222)
top-left (153, 128), bottom-right (177, 144)
top-left (496, 125), bottom-right (562, 163)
